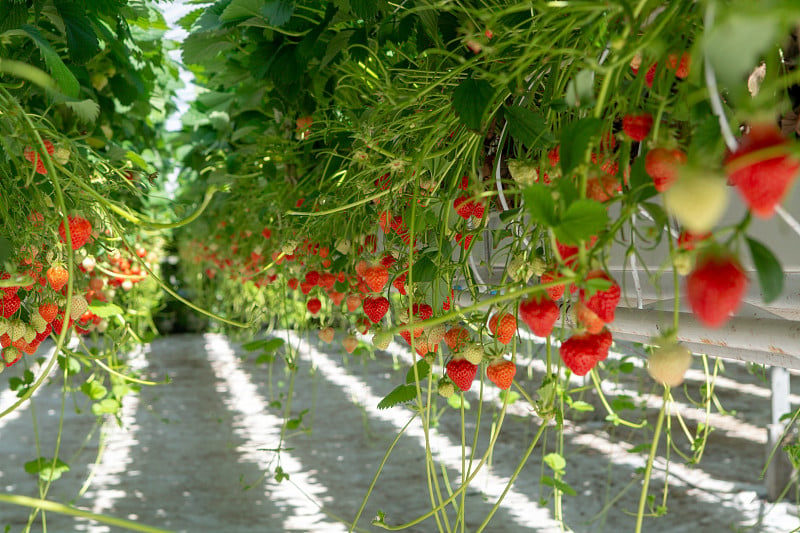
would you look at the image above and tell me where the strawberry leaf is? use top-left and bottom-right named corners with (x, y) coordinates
top-left (503, 105), bottom-right (553, 148)
top-left (540, 475), bottom-right (577, 496)
top-left (377, 384), bottom-right (417, 409)
top-left (405, 360), bottom-right (430, 384)
top-left (522, 183), bottom-right (556, 226)
top-left (553, 199), bottom-right (608, 245)
top-left (559, 118), bottom-right (602, 176)
top-left (452, 77), bottom-right (494, 131)
top-left (746, 237), bottom-right (783, 304)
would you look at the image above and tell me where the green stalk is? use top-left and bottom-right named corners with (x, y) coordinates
top-left (634, 387), bottom-right (668, 533)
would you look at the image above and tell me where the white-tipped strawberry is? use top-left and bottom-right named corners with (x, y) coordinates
top-left (69, 294), bottom-right (89, 321)
top-left (426, 324), bottom-right (447, 347)
top-left (647, 342), bottom-right (692, 387)
top-left (460, 343), bottom-right (485, 365)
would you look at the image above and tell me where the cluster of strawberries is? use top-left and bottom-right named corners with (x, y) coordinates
top-left (0, 215), bottom-right (96, 368)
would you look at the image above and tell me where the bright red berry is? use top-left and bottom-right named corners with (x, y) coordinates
top-left (540, 271), bottom-right (565, 301)
top-left (46, 265), bottom-right (69, 292)
top-left (488, 312), bottom-right (517, 344)
top-left (486, 359), bottom-right (516, 390)
top-left (58, 216), bottom-right (92, 250)
top-left (23, 139), bottom-right (55, 175)
top-left (363, 296), bottom-right (390, 323)
top-left (363, 265), bottom-right (389, 293)
top-left (666, 52), bottom-right (691, 79)
top-left (559, 329), bottom-right (613, 376)
top-left (307, 297), bottom-right (322, 316)
top-left (724, 122), bottom-right (800, 218)
top-left (579, 271), bottom-right (621, 324)
top-left (38, 302), bottom-right (58, 323)
top-left (454, 196), bottom-right (476, 219)
top-left (645, 147), bottom-right (687, 192)
top-left (446, 356), bottom-right (478, 391)
top-left (443, 326), bottom-right (470, 351)
top-left (686, 252), bottom-right (748, 328)
top-left (622, 113), bottom-right (653, 142)
top-left (1, 293), bottom-right (21, 318)
top-left (518, 295), bottom-right (559, 337)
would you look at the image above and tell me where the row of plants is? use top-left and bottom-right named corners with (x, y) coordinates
top-left (167, 0), bottom-right (800, 531)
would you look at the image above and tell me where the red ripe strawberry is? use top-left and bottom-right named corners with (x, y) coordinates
top-left (58, 216), bottom-right (92, 250)
top-left (540, 271), bottom-right (565, 301)
top-left (548, 146), bottom-right (560, 167)
top-left (328, 290), bottom-right (345, 306)
top-left (472, 202), bottom-right (485, 219)
top-left (38, 302), bottom-right (58, 323)
top-left (454, 196), bottom-right (475, 219)
top-left (559, 329), bottom-right (613, 376)
top-left (1, 293), bottom-right (21, 318)
top-left (518, 295), bottom-right (559, 337)
top-left (579, 271), bottom-right (621, 324)
top-left (488, 312), bottom-right (517, 344)
top-left (446, 356), bottom-right (478, 391)
top-left (645, 147), bottom-right (687, 192)
top-left (573, 301), bottom-right (605, 334)
top-left (443, 325), bottom-right (470, 351)
top-left (413, 302), bottom-right (433, 320)
top-left (724, 122), bottom-right (800, 218)
top-left (454, 233), bottom-right (473, 249)
top-left (307, 297), bottom-right (322, 315)
top-left (686, 251), bottom-right (748, 328)
top-left (677, 229), bottom-right (711, 251)
top-left (622, 113), bottom-right (653, 142)
top-left (46, 265), bottom-right (69, 292)
top-left (305, 270), bottom-right (320, 286)
top-left (287, 278), bottom-right (299, 290)
top-left (667, 52), bottom-right (691, 79)
top-left (363, 296), bottom-right (389, 323)
top-left (300, 281), bottom-right (314, 295)
top-left (486, 359), bottom-right (516, 390)
top-left (319, 272), bottom-right (336, 290)
top-left (24, 139), bottom-right (55, 175)
top-left (379, 254), bottom-right (397, 268)
top-left (586, 175), bottom-right (621, 202)
top-left (363, 264), bottom-right (389, 293)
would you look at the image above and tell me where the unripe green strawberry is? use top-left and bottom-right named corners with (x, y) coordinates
top-left (29, 314), bottom-right (47, 334)
top-left (372, 331), bottom-right (392, 349)
top-left (507, 160), bottom-right (540, 186)
top-left (529, 256), bottom-right (547, 277)
top-left (507, 255), bottom-right (531, 283)
top-left (69, 294), bottom-right (89, 321)
top-left (663, 172), bottom-right (728, 233)
top-left (0, 318), bottom-right (8, 337)
top-left (3, 346), bottom-right (21, 367)
top-left (9, 319), bottom-right (26, 342)
top-left (647, 342), bottom-right (692, 387)
top-left (461, 343), bottom-right (485, 365)
top-left (281, 240), bottom-right (297, 255)
top-left (22, 324), bottom-right (36, 344)
top-left (437, 378), bottom-right (455, 398)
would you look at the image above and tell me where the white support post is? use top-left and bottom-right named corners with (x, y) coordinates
top-left (766, 367), bottom-right (794, 501)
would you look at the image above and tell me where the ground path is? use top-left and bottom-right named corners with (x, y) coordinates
top-left (0, 333), bottom-right (798, 532)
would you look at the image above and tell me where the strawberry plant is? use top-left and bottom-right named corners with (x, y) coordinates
top-left (2, 0), bottom-right (800, 531)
